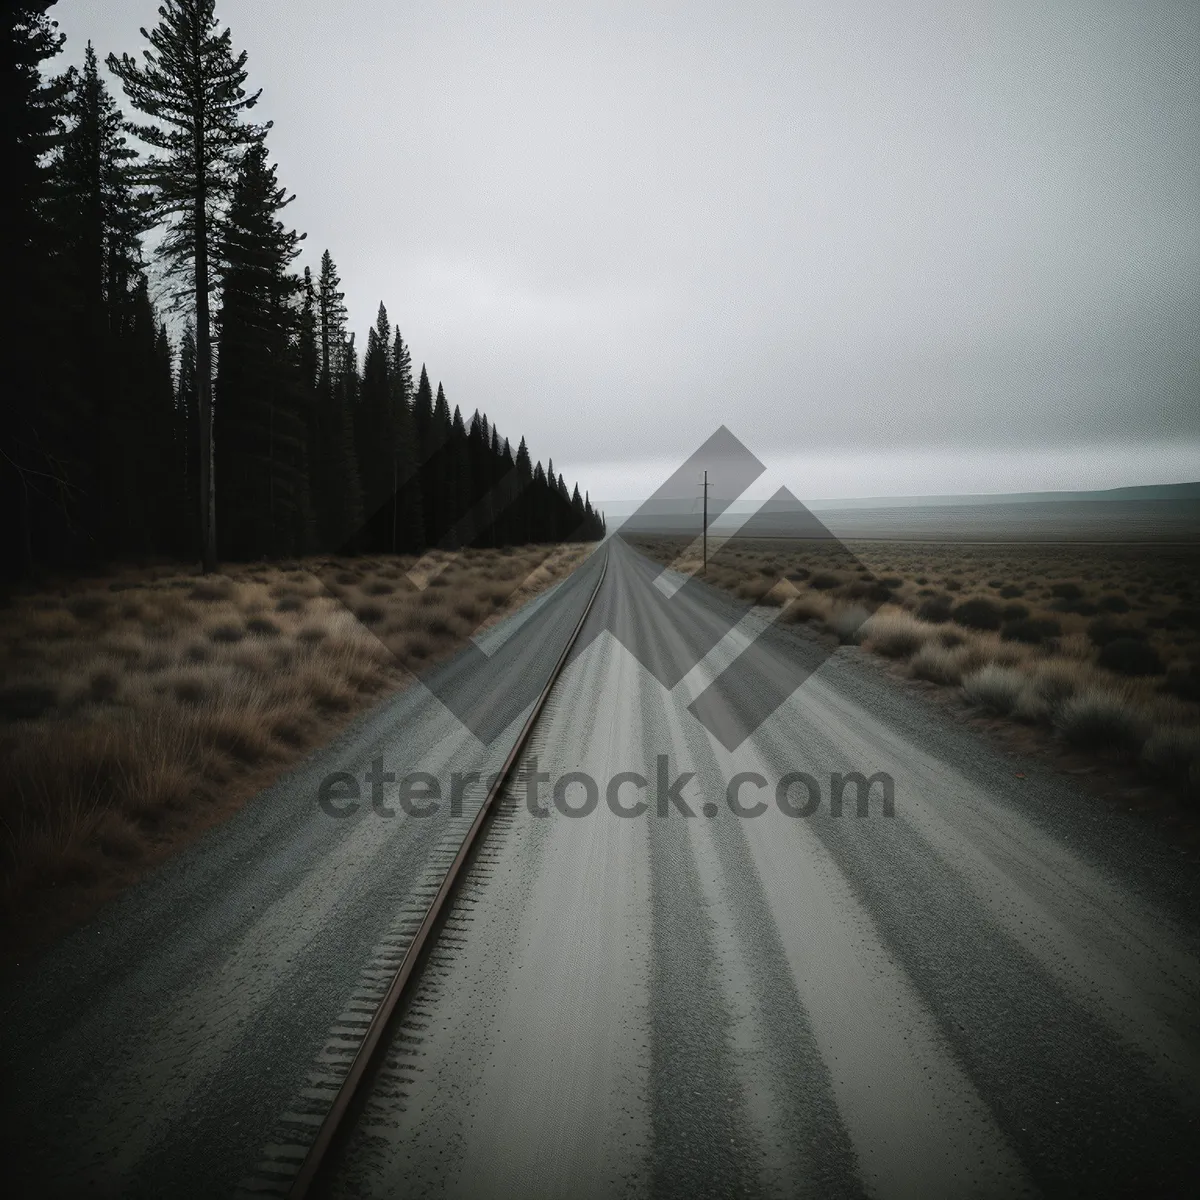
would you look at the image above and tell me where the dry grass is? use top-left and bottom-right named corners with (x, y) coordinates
top-left (910, 641), bottom-right (981, 686)
top-left (0, 543), bottom-right (594, 931)
top-left (629, 533), bottom-right (1200, 798)
top-left (1055, 686), bottom-right (1146, 752)
top-left (861, 611), bottom-right (933, 658)
top-left (963, 665), bottom-right (1026, 715)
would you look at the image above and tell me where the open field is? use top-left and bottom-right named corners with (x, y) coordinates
top-left (625, 534), bottom-right (1200, 802)
top-left (0, 543), bottom-right (592, 938)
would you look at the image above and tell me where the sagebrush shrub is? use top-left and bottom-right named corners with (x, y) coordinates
top-left (1055, 687), bottom-right (1144, 751)
top-left (1050, 581), bottom-right (1083, 601)
top-left (917, 596), bottom-right (952, 623)
top-left (1001, 617), bottom-right (1061, 645)
top-left (862, 612), bottom-right (929, 658)
top-left (1098, 638), bottom-right (1164, 677)
top-left (952, 598), bottom-right (1002, 631)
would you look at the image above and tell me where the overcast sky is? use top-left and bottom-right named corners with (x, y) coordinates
top-left (54, 0), bottom-right (1199, 504)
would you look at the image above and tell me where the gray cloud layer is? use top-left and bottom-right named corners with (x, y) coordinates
top-left (58, 1), bottom-right (1199, 495)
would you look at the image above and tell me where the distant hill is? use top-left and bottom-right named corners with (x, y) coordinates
top-left (810, 499), bottom-right (1200, 542)
top-left (603, 481), bottom-right (1200, 542)
top-left (805, 481), bottom-right (1200, 510)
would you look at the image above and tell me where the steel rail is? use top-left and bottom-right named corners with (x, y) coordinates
top-left (287, 546), bottom-right (609, 1198)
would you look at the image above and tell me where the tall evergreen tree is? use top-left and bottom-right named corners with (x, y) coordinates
top-left (513, 436), bottom-right (533, 545)
top-left (449, 404), bottom-right (471, 547)
top-left (531, 460), bottom-right (550, 543)
top-left (429, 382), bottom-right (453, 544)
top-left (312, 251), bottom-right (361, 550)
top-left (330, 331), bottom-right (364, 550)
top-left (297, 266), bottom-right (318, 390)
top-left (295, 265), bottom-right (319, 548)
top-left (316, 249), bottom-right (346, 378)
top-left (356, 302), bottom-right (394, 551)
top-left (412, 367), bottom-right (441, 544)
top-left (214, 141), bottom-right (310, 558)
top-left (108, 0), bottom-right (266, 572)
top-left (43, 42), bottom-right (153, 560)
top-left (466, 411), bottom-right (493, 548)
top-left (1, 2), bottom-right (68, 576)
top-left (389, 327), bottom-right (422, 552)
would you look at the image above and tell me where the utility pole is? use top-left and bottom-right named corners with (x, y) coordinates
top-left (702, 469), bottom-right (709, 573)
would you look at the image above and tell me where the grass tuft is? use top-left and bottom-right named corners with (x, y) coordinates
top-left (910, 642), bottom-right (972, 685)
top-left (861, 611), bottom-right (930, 658)
top-left (1055, 687), bottom-right (1145, 752)
top-left (962, 664), bottom-right (1025, 714)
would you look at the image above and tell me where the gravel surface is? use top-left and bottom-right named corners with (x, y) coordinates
top-left (324, 536), bottom-right (1200, 1199)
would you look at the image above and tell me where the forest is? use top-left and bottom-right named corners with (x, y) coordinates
top-left (1, 1), bottom-right (605, 584)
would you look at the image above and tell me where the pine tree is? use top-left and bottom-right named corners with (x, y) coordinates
top-left (108, 0), bottom-right (267, 571)
top-left (53, 44), bottom-right (148, 307)
top-left (466, 411), bottom-right (493, 548)
top-left (1, 5), bottom-right (62, 267)
top-left (532, 461), bottom-right (550, 543)
top-left (1, 3), bottom-right (68, 576)
top-left (312, 252), bottom-right (361, 550)
top-left (316, 249), bottom-right (346, 378)
top-left (450, 404), bottom-right (471, 547)
top-left (330, 332), bottom-right (364, 550)
top-left (295, 265), bottom-right (319, 548)
top-left (214, 141), bottom-right (309, 558)
top-left (411, 364), bottom-right (436, 541)
top-left (430, 382), bottom-right (453, 544)
top-left (389, 327), bottom-right (422, 552)
top-left (513, 437), bottom-right (533, 545)
top-left (356, 302), bottom-right (394, 551)
top-left (41, 42), bottom-right (152, 561)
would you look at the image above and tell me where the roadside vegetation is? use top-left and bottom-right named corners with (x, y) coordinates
top-left (0, 544), bottom-right (591, 935)
top-left (627, 535), bottom-right (1200, 802)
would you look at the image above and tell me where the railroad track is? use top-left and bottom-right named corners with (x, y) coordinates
top-left (285, 547), bottom-right (608, 1198)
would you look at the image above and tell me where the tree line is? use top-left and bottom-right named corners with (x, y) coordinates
top-left (1, 1), bottom-right (605, 582)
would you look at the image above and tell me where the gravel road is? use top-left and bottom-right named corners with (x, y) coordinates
top-left (4, 537), bottom-right (1199, 1198)
top-left (323, 537), bottom-right (1200, 1199)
